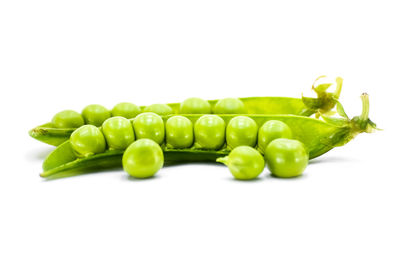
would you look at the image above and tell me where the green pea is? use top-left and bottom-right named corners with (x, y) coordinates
top-left (226, 116), bottom-right (258, 149)
top-left (264, 138), bottom-right (308, 178)
top-left (213, 98), bottom-right (246, 114)
top-left (102, 117), bottom-right (135, 150)
top-left (51, 110), bottom-right (84, 128)
top-left (257, 120), bottom-right (292, 154)
top-left (122, 139), bottom-right (164, 178)
top-left (133, 112), bottom-right (165, 144)
top-left (82, 104), bottom-right (111, 127)
top-left (179, 97), bottom-right (211, 114)
top-left (143, 104), bottom-right (174, 115)
top-left (194, 115), bottom-right (226, 149)
top-left (166, 116), bottom-right (194, 148)
top-left (70, 125), bottom-right (106, 157)
top-left (217, 146), bottom-right (264, 180)
top-left (111, 102), bottom-right (141, 119)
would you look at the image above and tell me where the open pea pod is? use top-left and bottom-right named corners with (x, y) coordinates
top-left (40, 93), bottom-right (376, 179)
top-left (29, 77), bottom-right (343, 146)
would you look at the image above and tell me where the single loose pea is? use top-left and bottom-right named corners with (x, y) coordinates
top-left (258, 120), bottom-right (292, 154)
top-left (143, 104), bottom-right (174, 115)
top-left (133, 112), bottom-right (165, 145)
top-left (51, 110), bottom-right (84, 128)
top-left (217, 146), bottom-right (264, 180)
top-left (111, 102), bottom-right (141, 119)
top-left (122, 139), bottom-right (164, 178)
top-left (82, 104), bottom-right (111, 127)
top-left (70, 125), bottom-right (106, 157)
top-left (264, 138), bottom-right (308, 178)
top-left (179, 97), bottom-right (211, 114)
top-left (166, 116), bottom-right (194, 148)
top-left (226, 116), bottom-right (258, 149)
top-left (194, 115), bottom-right (226, 149)
top-left (102, 117), bottom-right (135, 150)
top-left (213, 98), bottom-right (246, 114)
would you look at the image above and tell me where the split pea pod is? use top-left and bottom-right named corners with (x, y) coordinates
top-left (40, 93), bottom-right (376, 179)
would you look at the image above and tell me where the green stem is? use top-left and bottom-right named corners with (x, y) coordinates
top-left (360, 93), bottom-right (370, 123)
top-left (334, 77), bottom-right (343, 99)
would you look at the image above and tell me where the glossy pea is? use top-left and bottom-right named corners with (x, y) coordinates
top-left (226, 116), bottom-right (258, 149)
top-left (111, 102), bottom-right (141, 119)
top-left (70, 125), bottom-right (106, 157)
top-left (194, 115), bottom-right (226, 149)
top-left (264, 138), bottom-right (308, 178)
top-left (123, 139), bottom-right (164, 178)
top-left (102, 117), bottom-right (135, 150)
top-left (257, 120), bottom-right (292, 154)
top-left (213, 98), bottom-right (246, 114)
top-left (82, 104), bottom-right (111, 127)
top-left (133, 112), bottom-right (165, 145)
top-left (179, 97), bottom-right (211, 114)
top-left (166, 116), bottom-right (194, 148)
top-left (51, 110), bottom-right (84, 128)
top-left (143, 104), bottom-right (174, 115)
top-left (217, 146), bottom-right (264, 180)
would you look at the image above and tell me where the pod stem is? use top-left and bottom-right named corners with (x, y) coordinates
top-left (216, 156), bottom-right (229, 166)
top-left (360, 93), bottom-right (370, 124)
top-left (333, 77), bottom-right (343, 99)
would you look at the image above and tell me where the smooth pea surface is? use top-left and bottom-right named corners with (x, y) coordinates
top-left (264, 138), bottom-right (308, 178)
top-left (143, 104), bottom-right (173, 115)
top-left (70, 125), bottom-right (106, 157)
top-left (258, 120), bottom-right (292, 154)
top-left (133, 112), bottom-right (165, 144)
top-left (82, 104), bottom-right (111, 127)
top-left (102, 117), bottom-right (135, 150)
top-left (217, 146), bottom-right (264, 180)
top-left (111, 102), bottom-right (141, 119)
top-left (122, 139), bottom-right (164, 178)
top-left (226, 116), bottom-right (258, 149)
top-left (213, 98), bottom-right (246, 114)
top-left (52, 110), bottom-right (84, 128)
top-left (166, 116), bottom-right (194, 148)
top-left (179, 97), bottom-right (211, 114)
top-left (194, 115), bottom-right (226, 149)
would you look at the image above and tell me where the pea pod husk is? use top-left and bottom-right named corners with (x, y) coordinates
top-left (40, 95), bottom-right (376, 179)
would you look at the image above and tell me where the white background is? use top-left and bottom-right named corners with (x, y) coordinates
top-left (1, 1), bottom-right (399, 266)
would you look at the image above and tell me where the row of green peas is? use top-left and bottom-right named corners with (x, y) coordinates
top-left (70, 111), bottom-right (308, 180)
top-left (51, 97), bottom-right (246, 129)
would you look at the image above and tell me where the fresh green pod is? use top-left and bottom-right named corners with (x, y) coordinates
top-left (70, 125), bottom-right (106, 157)
top-left (82, 104), bottom-right (111, 127)
top-left (29, 76), bottom-right (343, 146)
top-left (217, 146), bottom-right (265, 180)
top-left (257, 120), bottom-right (293, 154)
top-left (133, 112), bottom-right (165, 145)
top-left (226, 116), bottom-right (258, 149)
top-left (102, 117), bottom-right (135, 150)
top-left (51, 110), bottom-right (85, 128)
top-left (111, 102), bottom-right (141, 119)
top-left (40, 93), bottom-right (377, 179)
top-left (194, 115), bottom-right (226, 150)
top-left (143, 104), bottom-right (174, 115)
top-left (179, 97), bottom-right (212, 114)
top-left (165, 115), bottom-right (194, 148)
top-left (213, 98), bottom-right (246, 114)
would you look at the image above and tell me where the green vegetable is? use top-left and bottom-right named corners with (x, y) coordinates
top-left (264, 138), bottom-right (308, 178)
top-left (194, 115), bottom-right (226, 149)
top-left (143, 104), bottom-right (174, 115)
top-left (102, 117), bottom-right (135, 150)
top-left (226, 116), bottom-right (258, 149)
top-left (70, 125), bottom-right (106, 157)
top-left (257, 120), bottom-right (292, 154)
top-left (111, 102), bottom-right (141, 119)
top-left (82, 104), bottom-right (111, 127)
top-left (165, 115), bottom-right (194, 148)
top-left (217, 146), bottom-right (264, 180)
top-left (51, 110), bottom-right (85, 128)
top-left (213, 98), bottom-right (246, 114)
top-left (179, 97), bottom-right (211, 114)
top-left (122, 139), bottom-right (164, 178)
top-left (133, 112), bottom-right (165, 145)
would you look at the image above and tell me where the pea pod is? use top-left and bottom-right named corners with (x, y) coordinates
top-left (40, 94), bottom-right (376, 179)
top-left (29, 77), bottom-right (343, 146)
